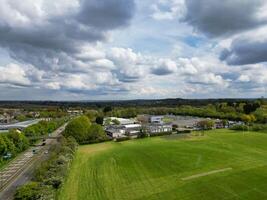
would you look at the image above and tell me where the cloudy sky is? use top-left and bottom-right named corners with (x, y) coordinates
top-left (0, 0), bottom-right (267, 100)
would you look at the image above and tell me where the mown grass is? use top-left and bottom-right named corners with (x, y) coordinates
top-left (59, 129), bottom-right (267, 200)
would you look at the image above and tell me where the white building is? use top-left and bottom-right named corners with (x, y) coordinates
top-left (105, 124), bottom-right (142, 138)
top-left (145, 124), bottom-right (172, 134)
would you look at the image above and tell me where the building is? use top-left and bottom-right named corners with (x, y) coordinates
top-left (149, 116), bottom-right (164, 124)
top-left (104, 117), bottom-right (137, 125)
top-left (67, 110), bottom-right (83, 115)
top-left (106, 126), bottom-right (126, 138)
top-left (145, 124), bottom-right (172, 134)
top-left (105, 124), bottom-right (142, 138)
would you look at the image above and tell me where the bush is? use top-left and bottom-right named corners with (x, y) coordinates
top-left (115, 137), bottom-right (131, 142)
top-left (14, 182), bottom-right (42, 200)
top-left (150, 132), bottom-right (172, 137)
top-left (177, 130), bottom-right (191, 134)
top-left (137, 131), bottom-right (149, 138)
top-left (230, 124), bottom-right (249, 131)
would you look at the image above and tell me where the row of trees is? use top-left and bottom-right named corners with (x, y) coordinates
top-left (99, 102), bottom-right (267, 123)
top-left (14, 136), bottom-right (78, 200)
top-left (63, 116), bottom-right (107, 144)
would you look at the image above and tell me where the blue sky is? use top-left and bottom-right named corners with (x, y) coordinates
top-left (0, 0), bottom-right (267, 100)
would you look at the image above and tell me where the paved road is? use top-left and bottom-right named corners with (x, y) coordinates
top-left (0, 123), bottom-right (67, 199)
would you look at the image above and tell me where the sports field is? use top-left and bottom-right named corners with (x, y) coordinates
top-left (59, 130), bottom-right (267, 200)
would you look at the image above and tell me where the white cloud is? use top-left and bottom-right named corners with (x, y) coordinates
top-left (0, 63), bottom-right (30, 86)
top-left (151, 0), bottom-right (185, 20)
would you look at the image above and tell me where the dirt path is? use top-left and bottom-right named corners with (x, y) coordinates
top-left (181, 167), bottom-right (232, 181)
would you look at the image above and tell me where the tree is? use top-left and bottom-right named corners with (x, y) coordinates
top-left (87, 124), bottom-right (106, 141)
top-left (64, 116), bottom-right (91, 143)
top-left (243, 102), bottom-right (260, 114)
top-left (95, 116), bottom-right (104, 125)
top-left (0, 135), bottom-right (7, 156)
top-left (8, 130), bottom-right (29, 152)
top-left (197, 120), bottom-right (215, 130)
top-left (103, 106), bottom-right (112, 114)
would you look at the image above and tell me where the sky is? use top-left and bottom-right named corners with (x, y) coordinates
top-left (0, 0), bottom-right (267, 100)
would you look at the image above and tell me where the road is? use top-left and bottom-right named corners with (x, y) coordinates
top-left (0, 123), bottom-right (67, 200)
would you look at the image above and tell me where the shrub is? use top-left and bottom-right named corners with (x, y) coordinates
top-left (230, 125), bottom-right (249, 131)
top-left (116, 137), bottom-right (131, 142)
top-left (14, 182), bottom-right (42, 200)
top-left (150, 132), bottom-right (172, 137)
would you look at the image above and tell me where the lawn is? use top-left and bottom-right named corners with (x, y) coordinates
top-left (59, 130), bottom-right (267, 200)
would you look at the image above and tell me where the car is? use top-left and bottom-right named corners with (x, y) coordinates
top-left (44, 150), bottom-right (49, 154)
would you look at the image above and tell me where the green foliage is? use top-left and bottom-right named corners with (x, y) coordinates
top-left (85, 110), bottom-right (99, 122)
top-left (230, 124), bottom-right (267, 133)
top-left (115, 136), bottom-right (131, 142)
top-left (1, 118), bottom-right (64, 166)
top-left (243, 102), bottom-right (260, 114)
top-left (23, 119), bottom-right (65, 141)
top-left (64, 116), bottom-right (91, 143)
top-left (87, 124), bottom-right (106, 141)
top-left (95, 116), bottom-right (104, 125)
top-left (197, 120), bottom-right (215, 130)
top-left (16, 136), bottom-right (78, 200)
top-left (8, 130), bottom-right (29, 152)
top-left (230, 125), bottom-right (249, 131)
top-left (103, 106), bottom-right (112, 114)
top-left (137, 130), bottom-right (149, 138)
top-left (64, 116), bottom-right (107, 144)
top-left (150, 131), bottom-right (172, 137)
top-left (14, 182), bottom-right (42, 200)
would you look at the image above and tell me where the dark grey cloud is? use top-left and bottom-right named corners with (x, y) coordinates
top-left (183, 0), bottom-right (266, 37)
top-left (0, 0), bottom-right (135, 71)
top-left (220, 37), bottom-right (267, 65)
top-left (151, 67), bottom-right (174, 76)
top-left (78, 0), bottom-right (135, 30)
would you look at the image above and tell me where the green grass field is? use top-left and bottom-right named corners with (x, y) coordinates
top-left (59, 130), bottom-right (267, 200)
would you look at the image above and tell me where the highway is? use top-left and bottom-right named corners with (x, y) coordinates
top-left (0, 123), bottom-right (67, 200)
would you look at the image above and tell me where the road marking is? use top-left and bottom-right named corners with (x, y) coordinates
top-left (181, 168), bottom-right (232, 181)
